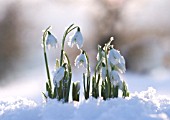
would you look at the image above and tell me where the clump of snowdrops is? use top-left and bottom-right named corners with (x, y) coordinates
top-left (42, 24), bottom-right (129, 103)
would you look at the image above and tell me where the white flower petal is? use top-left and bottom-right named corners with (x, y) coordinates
top-left (68, 29), bottom-right (83, 49)
top-left (110, 70), bottom-right (121, 86)
top-left (108, 56), bottom-right (119, 65)
top-left (116, 63), bottom-right (126, 73)
top-left (108, 48), bottom-right (126, 73)
top-left (120, 56), bottom-right (125, 64)
top-left (108, 49), bottom-right (122, 62)
top-left (111, 49), bottom-right (122, 60)
top-left (53, 67), bottom-right (65, 86)
top-left (108, 49), bottom-right (119, 66)
top-left (75, 52), bottom-right (87, 68)
top-left (46, 32), bottom-right (58, 49)
top-left (76, 32), bottom-right (83, 49)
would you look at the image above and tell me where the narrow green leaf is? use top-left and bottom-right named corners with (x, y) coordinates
top-left (113, 85), bottom-right (119, 98)
top-left (42, 92), bottom-right (47, 100)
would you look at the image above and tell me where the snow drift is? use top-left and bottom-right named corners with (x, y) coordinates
top-left (0, 87), bottom-right (170, 120)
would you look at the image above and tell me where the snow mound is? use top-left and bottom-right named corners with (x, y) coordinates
top-left (1, 87), bottom-right (170, 120)
top-left (0, 97), bottom-right (39, 120)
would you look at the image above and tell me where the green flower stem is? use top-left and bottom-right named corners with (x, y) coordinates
top-left (92, 46), bottom-right (103, 98)
top-left (83, 73), bottom-right (86, 97)
top-left (72, 82), bottom-right (80, 101)
top-left (62, 71), bottom-right (67, 102)
top-left (61, 24), bottom-right (74, 49)
top-left (92, 59), bottom-right (102, 98)
top-left (60, 63), bottom-right (67, 102)
top-left (53, 85), bottom-right (57, 98)
top-left (94, 59), bottom-right (102, 80)
top-left (84, 51), bottom-right (90, 79)
top-left (113, 85), bottom-right (119, 98)
top-left (122, 81), bottom-right (130, 98)
top-left (84, 51), bottom-right (91, 99)
top-left (101, 81), bottom-right (106, 100)
top-left (42, 26), bottom-right (52, 96)
top-left (104, 45), bottom-right (110, 98)
top-left (104, 38), bottom-right (114, 98)
top-left (104, 79), bottom-right (108, 99)
top-left (95, 45), bottom-right (103, 79)
top-left (63, 51), bottom-right (72, 102)
top-left (67, 26), bottom-right (78, 34)
top-left (57, 81), bottom-right (63, 100)
top-left (58, 24), bottom-right (78, 102)
top-left (60, 24), bottom-right (78, 66)
top-left (60, 49), bottom-right (64, 66)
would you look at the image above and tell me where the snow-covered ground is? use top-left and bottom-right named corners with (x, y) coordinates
top-left (1, 87), bottom-right (170, 120)
top-left (0, 68), bottom-right (170, 120)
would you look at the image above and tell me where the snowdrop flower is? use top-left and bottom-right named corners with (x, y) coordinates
top-left (46, 31), bottom-right (58, 49)
top-left (53, 64), bottom-right (66, 86)
top-left (110, 70), bottom-right (121, 86)
top-left (75, 51), bottom-right (87, 68)
top-left (108, 48), bottom-right (126, 73)
top-left (110, 70), bottom-right (123, 89)
top-left (68, 27), bottom-right (83, 49)
top-left (108, 48), bottom-right (121, 64)
top-left (114, 56), bottom-right (126, 73)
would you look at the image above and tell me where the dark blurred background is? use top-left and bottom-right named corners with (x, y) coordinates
top-left (0, 0), bottom-right (170, 98)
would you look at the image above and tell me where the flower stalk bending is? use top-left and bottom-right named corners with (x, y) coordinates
top-left (42, 26), bottom-right (53, 98)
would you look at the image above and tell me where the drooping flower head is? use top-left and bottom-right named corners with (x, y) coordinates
top-left (75, 50), bottom-right (87, 68)
top-left (108, 48), bottom-right (121, 64)
top-left (110, 70), bottom-right (121, 86)
top-left (115, 56), bottom-right (126, 73)
top-left (109, 70), bottom-right (124, 89)
top-left (108, 48), bottom-right (126, 73)
top-left (53, 63), bottom-right (66, 86)
top-left (68, 27), bottom-right (83, 49)
top-left (46, 31), bottom-right (58, 49)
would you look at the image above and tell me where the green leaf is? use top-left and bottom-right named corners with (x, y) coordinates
top-left (46, 82), bottom-right (52, 98)
top-left (96, 74), bottom-right (100, 86)
top-left (42, 92), bottom-right (47, 100)
top-left (113, 85), bottom-right (119, 98)
top-left (101, 81), bottom-right (106, 100)
top-left (53, 86), bottom-right (57, 99)
top-left (72, 82), bottom-right (80, 101)
top-left (122, 81), bottom-right (130, 98)
top-left (105, 80), bottom-right (108, 99)
top-left (63, 51), bottom-right (72, 102)
top-left (83, 73), bottom-right (86, 93)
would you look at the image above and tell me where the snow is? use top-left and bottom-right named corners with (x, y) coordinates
top-left (125, 68), bottom-right (170, 97)
top-left (1, 88), bottom-right (170, 120)
top-left (0, 68), bottom-right (170, 120)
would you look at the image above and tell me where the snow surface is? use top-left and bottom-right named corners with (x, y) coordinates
top-left (1, 87), bottom-right (170, 120)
